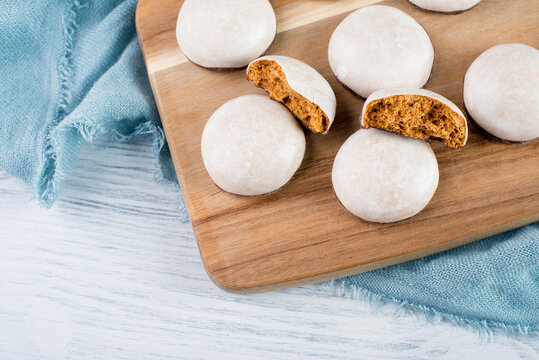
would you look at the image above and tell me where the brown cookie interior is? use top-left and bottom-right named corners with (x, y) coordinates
top-left (247, 60), bottom-right (329, 133)
top-left (363, 95), bottom-right (467, 148)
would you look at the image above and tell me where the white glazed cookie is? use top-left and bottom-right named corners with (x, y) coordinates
top-left (409, 0), bottom-right (481, 13)
top-left (463, 43), bottom-right (539, 143)
top-left (247, 55), bottom-right (337, 134)
top-left (201, 95), bottom-right (306, 196)
top-left (332, 129), bottom-right (439, 223)
top-left (176, 0), bottom-right (276, 69)
top-left (361, 88), bottom-right (468, 148)
top-left (328, 5), bottom-right (434, 99)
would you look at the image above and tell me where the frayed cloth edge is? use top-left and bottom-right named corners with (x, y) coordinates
top-left (37, 0), bottom-right (87, 208)
top-left (36, 0), bottom-right (187, 220)
top-left (37, 118), bottom-right (189, 223)
top-left (322, 279), bottom-right (538, 339)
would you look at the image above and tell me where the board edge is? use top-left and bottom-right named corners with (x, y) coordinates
top-left (208, 215), bottom-right (538, 293)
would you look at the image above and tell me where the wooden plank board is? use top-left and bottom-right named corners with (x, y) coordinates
top-left (136, 0), bottom-right (539, 293)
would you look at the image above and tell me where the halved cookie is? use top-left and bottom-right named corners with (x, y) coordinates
top-left (247, 55), bottom-right (337, 134)
top-left (361, 89), bottom-right (468, 148)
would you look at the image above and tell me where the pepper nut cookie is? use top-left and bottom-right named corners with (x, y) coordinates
top-left (408, 0), bottom-right (482, 13)
top-left (247, 55), bottom-right (337, 134)
top-left (328, 5), bottom-right (434, 98)
top-left (201, 95), bottom-right (306, 196)
top-left (176, 0), bottom-right (276, 70)
top-left (361, 88), bottom-right (468, 148)
top-left (332, 129), bottom-right (439, 223)
top-left (463, 43), bottom-right (539, 143)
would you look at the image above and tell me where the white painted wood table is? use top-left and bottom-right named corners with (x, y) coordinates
top-left (1, 139), bottom-right (537, 359)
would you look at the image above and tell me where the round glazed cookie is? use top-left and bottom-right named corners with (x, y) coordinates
top-left (463, 43), bottom-right (539, 143)
top-left (201, 95), bottom-right (305, 196)
top-left (328, 5), bottom-right (434, 99)
top-left (361, 88), bottom-right (468, 148)
top-left (408, 0), bottom-right (481, 13)
top-left (176, 0), bottom-right (276, 70)
top-left (332, 129), bottom-right (439, 223)
top-left (247, 55), bottom-right (337, 134)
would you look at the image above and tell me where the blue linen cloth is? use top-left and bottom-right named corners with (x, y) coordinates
top-left (0, 0), bottom-right (176, 208)
top-left (0, 0), bottom-right (537, 334)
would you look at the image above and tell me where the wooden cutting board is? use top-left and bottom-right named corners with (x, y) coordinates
top-left (136, 0), bottom-right (539, 293)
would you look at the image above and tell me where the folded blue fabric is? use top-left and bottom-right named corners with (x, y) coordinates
top-left (336, 224), bottom-right (538, 334)
top-left (0, 0), bottom-right (177, 208)
top-left (0, 0), bottom-right (536, 334)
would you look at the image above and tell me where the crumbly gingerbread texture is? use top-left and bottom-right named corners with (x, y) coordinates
top-left (363, 95), bottom-right (467, 148)
top-left (247, 60), bottom-right (329, 133)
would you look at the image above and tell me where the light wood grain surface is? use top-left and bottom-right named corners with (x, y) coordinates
top-left (1, 139), bottom-right (538, 359)
top-left (136, 0), bottom-right (539, 292)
